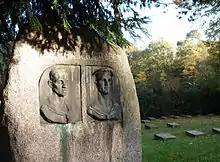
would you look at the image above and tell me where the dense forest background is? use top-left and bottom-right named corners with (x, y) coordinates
top-left (127, 30), bottom-right (220, 119)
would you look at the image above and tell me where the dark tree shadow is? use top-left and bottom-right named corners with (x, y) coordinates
top-left (17, 25), bottom-right (116, 57)
top-left (0, 42), bottom-right (15, 162)
top-left (0, 92), bottom-right (14, 162)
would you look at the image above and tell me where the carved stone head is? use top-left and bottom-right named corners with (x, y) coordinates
top-left (48, 68), bottom-right (68, 97)
top-left (94, 69), bottom-right (113, 95)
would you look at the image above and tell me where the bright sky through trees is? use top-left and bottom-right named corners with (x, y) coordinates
top-left (123, 1), bottom-right (207, 49)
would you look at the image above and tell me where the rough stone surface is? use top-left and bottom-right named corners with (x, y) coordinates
top-left (144, 123), bottom-right (158, 129)
top-left (2, 28), bottom-right (141, 162)
top-left (154, 133), bottom-right (176, 141)
top-left (167, 122), bottom-right (180, 128)
top-left (185, 130), bottom-right (205, 137)
top-left (212, 128), bottom-right (220, 134)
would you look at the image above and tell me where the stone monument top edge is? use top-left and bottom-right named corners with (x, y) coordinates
top-left (15, 26), bottom-right (122, 54)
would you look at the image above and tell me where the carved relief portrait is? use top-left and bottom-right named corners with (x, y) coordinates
top-left (39, 65), bottom-right (81, 124)
top-left (87, 67), bottom-right (122, 120)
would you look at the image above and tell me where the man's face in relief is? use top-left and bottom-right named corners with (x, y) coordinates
top-left (96, 71), bottom-right (112, 95)
top-left (49, 69), bottom-right (68, 97)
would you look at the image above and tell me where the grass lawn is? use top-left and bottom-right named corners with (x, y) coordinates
top-left (142, 115), bottom-right (220, 162)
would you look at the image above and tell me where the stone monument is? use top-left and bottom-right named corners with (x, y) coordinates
top-left (2, 27), bottom-right (141, 162)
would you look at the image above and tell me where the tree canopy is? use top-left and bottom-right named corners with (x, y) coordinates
top-left (175, 0), bottom-right (220, 40)
top-left (0, 0), bottom-right (220, 48)
top-left (0, 0), bottom-right (154, 47)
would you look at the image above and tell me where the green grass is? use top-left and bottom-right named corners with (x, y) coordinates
top-left (142, 115), bottom-right (220, 162)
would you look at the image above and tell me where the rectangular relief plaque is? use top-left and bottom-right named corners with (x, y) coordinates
top-left (85, 66), bottom-right (122, 121)
top-left (39, 65), bottom-right (81, 124)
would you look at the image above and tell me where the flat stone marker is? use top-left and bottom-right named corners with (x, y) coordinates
top-left (144, 123), bottom-right (158, 129)
top-left (170, 115), bottom-right (180, 119)
top-left (186, 130), bottom-right (205, 137)
top-left (185, 115), bottom-right (192, 118)
top-left (161, 116), bottom-right (168, 119)
top-left (212, 128), bottom-right (220, 134)
top-left (141, 120), bottom-right (151, 124)
top-left (181, 114), bottom-right (192, 118)
top-left (147, 117), bottom-right (156, 120)
top-left (167, 122), bottom-right (180, 128)
top-left (154, 133), bottom-right (176, 141)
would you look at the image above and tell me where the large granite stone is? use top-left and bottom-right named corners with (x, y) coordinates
top-left (2, 28), bottom-right (141, 162)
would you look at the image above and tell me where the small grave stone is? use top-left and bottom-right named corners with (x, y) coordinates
top-left (167, 122), bottom-right (180, 128)
top-left (144, 123), bottom-right (158, 129)
top-left (170, 115), bottom-right (180, 119)
top-left (141, 120), bottom-right (151, 124)
top-left (174, 115), bottom-right (180, 119)
top-left (186, 130), bottom-right (205, 137)
top-left (147, 117), bottom-right (156, 121)
top-left (212, 128), bottom-right (220, 134)
top-left (154, 133), bottom-right (176, 141)
top-left (180, 114), bottom-right (192, 118)
top-left (161, 116), bottom-right (168, 120)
